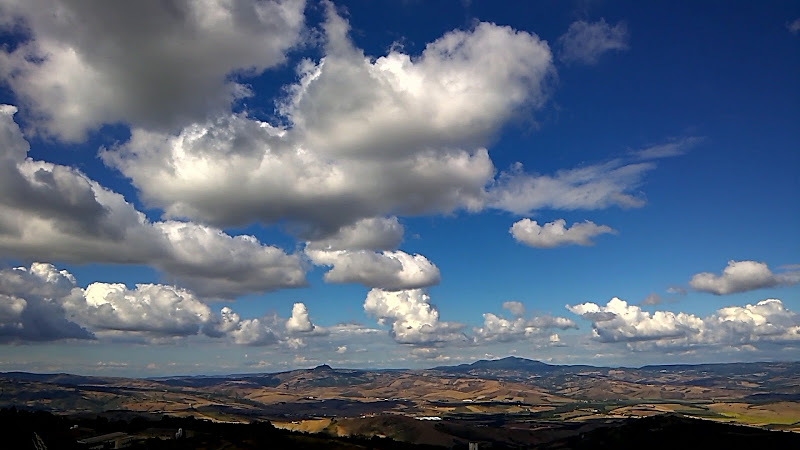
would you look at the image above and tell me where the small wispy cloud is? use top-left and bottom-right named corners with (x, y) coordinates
top-left (640, 293), bottom-right (662, 306)
top-left (633, 136), bottom-right (704, 160)
top-left (666, 285), bottom-right (688, 296)
top-left (558, 18), bottom-right (628, 65)
top-left (787, 18), bottom-right (800, 34)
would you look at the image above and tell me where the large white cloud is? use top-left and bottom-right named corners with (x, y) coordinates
top-left (283, 6), bottom-right (554, 160)
top-left (689, 260), bottom-right (800, 295)
top-left (709, 299), bottom-right (800, 344)
top-left (0, 0), bottom-right (305, 140)
top-left (558, 18), bottom-right (628, 65)
top-left (363, 288), bottom-right (466, 345)
top-left (76, 283), bottom-right (212, 337)
top-left (510, 218), bottom-right (615, 248)
top-left (96, 5), bottom-right (678, 239)
top-left (306, 249), bottom-right (440, 290)
top-left (102, 5), bottom-right (554, 234)
top-left (567, 297), bottom-right (704, 343)
top-left (0, 106), bottom-right (305, 298)
top-left (286, 302), bottom-right (315, 333)
top-left (567, 297), bottom-right (800, 350)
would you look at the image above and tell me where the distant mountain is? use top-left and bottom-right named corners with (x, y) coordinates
top-left (0, 371), bottom-right (110, 386)
top-left (435, 356), bottom-right (557, 373)
top-left (312, 364), bottom-right (334, 372)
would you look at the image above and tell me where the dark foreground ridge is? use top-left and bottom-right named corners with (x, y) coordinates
top-left (2, 407), bottom-right (440, 450)
top-left (4, 407), bottom-right (799, 450)
top-left (538, 414), bottom-right (800, 450)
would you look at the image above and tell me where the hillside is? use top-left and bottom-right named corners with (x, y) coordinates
top-left (2, 357), bottom-right (800, 446)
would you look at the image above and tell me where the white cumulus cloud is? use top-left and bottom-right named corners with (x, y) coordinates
top-left (689, 260), bottom-right (800, 295)
top-left (77, 283), bottom-right (212, 337)
top-left (203, 306), bottom-right (283, 346)
top-left (306, 249), bottom-right (440, 290)
top-left (474, 311), bottom-right (576, 343)
top-left (510, 218), bottom-right (615, 248)
top-left (709, 299), bottom-right (800, 344)
top-left (286, 302), bottom-right (316, 333)
top-left (101, 5), bottom-right (554, 235)
top-left (567, 297), bottom-right (704, 343)
top-left (567, 297), bottom-right (800, 350)
top-left (364, 288), bottom-right (466, 345)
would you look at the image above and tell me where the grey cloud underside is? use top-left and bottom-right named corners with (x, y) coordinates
top-left (0, 164), bottom-right (118, 239)
top-left (305, 217), bottom-right (404, 252)
top-left (304, 217), bottom-right (440, 290)
top-left (0, 107), bottom-right (305, 298)
top-left (0, 263), bottom-right (320, 345)
top-left (0, 0), bottom-right (306, 141)
top-left (0, 264), bottom-right (92, 342)
top-left (0, 293), bottom-right (94, 342)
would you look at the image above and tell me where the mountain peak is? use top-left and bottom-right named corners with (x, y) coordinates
top-left (469, 356), bottom-right (551, 370)
top-left (433, 356), bottom-right (555, 373)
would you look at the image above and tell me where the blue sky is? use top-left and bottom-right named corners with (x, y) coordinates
top-left (0, 0), bottom-right (798, 376)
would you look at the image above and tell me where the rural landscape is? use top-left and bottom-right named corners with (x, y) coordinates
top-left (4, 357), bottom-right (800, 447)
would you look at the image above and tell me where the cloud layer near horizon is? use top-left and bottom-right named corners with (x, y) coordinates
top-left (0, 263), bottom-right (320, 346)
top-left (568, 297), bottom-right (800, 351)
